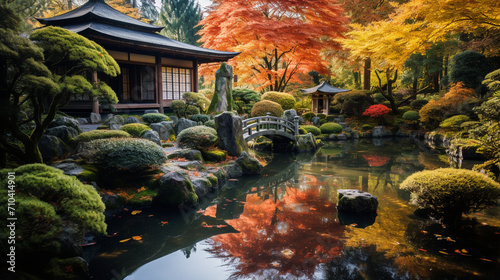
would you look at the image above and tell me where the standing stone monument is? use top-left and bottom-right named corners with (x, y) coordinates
top-left (207, 63), bottom-right (234, 114)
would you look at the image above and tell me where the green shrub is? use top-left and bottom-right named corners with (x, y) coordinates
top-left (120, 123), bottom-right (152, 137)
top-left (397, 106), bottom-right (412, 113)
top-left (320, 122), bottom-right (343, 134)
top-left (171, 99), bottom-right (201, 117)
top-left (302, 112), bottom-right (316, 122)
top-left (317, 113), bottom-right (327, 120)
top-left (439, 115), bottom-right (470, 129)
top-left (84, 138), bottom-right (167, 171)
top-left (460, 121), bottom-right (481, 130)
top-left (261, 91), bottom-right (296, 110)
top-left (190, 114), bottom-right (210, 123)
top-left (176, 125), bottom-right (218, 150)
top-left (400, 168), bottom-right (500, 224)
top-left (332, 90), bottom-right (373, 117)
top-left (293, 98), bottom-right (312, 113)
top-left (410, 99), bottom-right (428, 109)
top-left (374, 92), bottom-right (386, 104)
top-left (449, 50), bottom-right (489, 89)
top-left (76, 130), bottom-right (131, 142)
top-left (361, 124), bottom-right (373, 131)
top-left (0, 164), bottom-right (106, 264)
top-left (298, 127), bottom-right (308, 134)
top-left (142, 113), bottom-right (170, 124)
top-left (204, 119), bottom-right (216, 129)
top-left (300, 125), bottom-right (321, 136)
top-left (201, 149), bottom-right (227, 162)
top-left (233, 88), bottom-right (261, 114)
top-left (402, 110), bottom-right (420, 121)
top-left (475, 97), bottom-right (500, 122)
top-left (251, 100), bottom-right (283, 117)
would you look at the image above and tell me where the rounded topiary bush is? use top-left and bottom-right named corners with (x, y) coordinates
top-left (76, 130), bottom-right (131, 142)
top-left (0, 164), bottom-right (106, 267)
top-left (402, 110), bottom-right (420, 121)
top-left (410, 99), bottom-right (428, 109)
top-left (400, 168), bottom-right (500, 224)
top-left (302, 112), bottom-right (316, 122)
top-left (84, 138), bottom-right (167, 171)
top-left (190, 114), bottom-right (210, 124)
top-left (300, 125), bottom-right (321, 136)
top-left (261, 91), bottom-right (296, 110)
top-left (121, 123), bottom-right (152, 137)
top-left (320, 122), bottom-right (343, 134)
top-left (439, 115), bottom-right (470, 129)
top-left (251, 100), bottom-right (283, 117)
top-left (176, 125), bottom-right (218, 150)
top-left (142, 113), bottom-right (170, 124)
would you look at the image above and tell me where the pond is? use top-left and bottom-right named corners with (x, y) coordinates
top-left (85, 138), bottom-right (500, 280)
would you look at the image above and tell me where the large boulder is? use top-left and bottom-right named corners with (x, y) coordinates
top-left (49, 116), bottom-right (81, 133)
top-left (142, 130), bottom-right (161, 146)
top-left (169, 115), bottom-right (179, 125)
top-left (51, 161), bottom-right (84, 176)
top-left (153, 171), bottom-right (198, 209)
top-left (282, 109), bottom-right (297, 122)
top-left (108, 115), bottom-right (125, 130)
top-left (192, 178), bottom-right (214, 199)
top-left (337, 189), bottom-right (378, 213)
top-left (90, 113), bottom-right (101, 124)
top-left (372, 126), bottom-right (392, 138)
top-left (125, 116), bottom-right (141, 124)
top-left (45, 125), bottom-right (79, 143)
top-left (225, 151), bottom-right (263, 178)
top-left (207, 63), bottom-right (234, 113)
top-left (150, 121), bottom-right (175, 141)
top-left (215, 112), bottom-right (248, 157)
top-left (311, 116), bottom-right (321, 126)
top-left (38, 135), bottom-right (64, 162)
top-left (175, 118), bottom-right (197, 134)
top-left (294, 133), bottom-right (318, 152)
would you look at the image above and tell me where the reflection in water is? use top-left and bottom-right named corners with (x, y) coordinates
top-left (87, 138), bottom-right (499, 280)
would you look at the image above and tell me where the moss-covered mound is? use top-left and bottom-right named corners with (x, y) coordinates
top-left (400, 168), bottom-right (500, 224)
top-left (141, 113), bottom-right (170, 124)
top-left (300, 125), bottom-right (321, 136)
top-left (176, 125), bottom-right (218, 150)
top-left (261, 91), bottom-right (296, 110)
top-left (251, 100), bottom-right (283, 117)
top-left (0, 164), bottom-right (106, 272)
top-left (201, 149), bottom-right (227, 162)
top-left (76, 130), bottom-right (131, 142)
top-left (320, 122), bottom-right (343, 134)
top-left (120, 123), bottom-right (152, 137)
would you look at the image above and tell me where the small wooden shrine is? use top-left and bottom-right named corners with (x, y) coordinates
top-left (300, 81), bottom-right (350, 114)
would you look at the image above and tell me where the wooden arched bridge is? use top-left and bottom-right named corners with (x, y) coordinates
top-left (242, 113), bottom-right (300, 142)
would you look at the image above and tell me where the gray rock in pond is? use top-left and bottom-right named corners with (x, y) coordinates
top-left (125, 116), bottom-right (141, 124)
top-left (90, 113), bottom-right (101, 124)
top-left (38, 135), bottom-right (64, 162)
top-left (145, 109), bottom-right (160, 114)
top-left (225, 151), bottom-right (262, 178)
top-left (294, 133), bottom-right (317, 152)
top-left (167, 149), bottom-right (203, 161)
top-left (49, 116), bottom-right (82, 133)
top-left (336, 133), bottom-right (348, 141)
top-left (215, 112), bottom-right (248, 157)
top-left (337, 189), bottom-right (378, 213)
top-left (142, 130), bottom-right (161, 146)
top-left (153, 171), bottom-right (198, 209)
top-left (45, 125), bottom-right (79, 143)
top-left (192, 178), bottom-right (214, 198)
top-left (176, 118), bottom-right (197, 134)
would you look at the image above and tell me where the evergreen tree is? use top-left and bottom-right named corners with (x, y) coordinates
top-left (138, 0), bottom-right (159, 22)
top-left (158, 0), bottom-right (202, 45)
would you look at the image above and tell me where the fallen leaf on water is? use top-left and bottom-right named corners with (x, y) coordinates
top-left (132, 236), bottom-right (142, 241)
top-left (421, 230), bottom-right (428, 234)
top-left (107, 232), bottom-right (118, 238)
top-left (479, 258), bottom-right (492, 262)
top-left (229, 179), bottom-right (239, 181)
top-left (419, 249), bottom-right (427, 252)
top-left (124, 208), bottom-right (129, 211)
top-left (445, 237), bottom-right (456, 242)
top-left (439, 251), bottom-right (449, 255)
top-left (131, 210), bottom-right (142, 215)
top-left (271, 261), bottom-right (280, 267)
top-left (310, 207), bottom-right (317, 211)
top-left (148, 215), bottom-right (154, 217)
top-left (216, 225), bottom-right (228, 228)
top-left (137, 186), bottom-right (146, 192)
top-left (81, 242), bottom-right (96, 247)
top-left (161, 221), bottom-right (169, 226)
top-left (461, 249), bottom-right (469, 253)
top-left (119, 238), bottom-right (131, 243)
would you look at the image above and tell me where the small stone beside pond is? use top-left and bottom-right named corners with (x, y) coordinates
top-left (337, 189), bottom-right (378, 213)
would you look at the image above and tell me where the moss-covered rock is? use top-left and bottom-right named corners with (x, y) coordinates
top-left (141, 113), bottom-right (170, 124)
top-left (294, 133), bottom-right (318, 152)
top-left (248, 136), bottom-right (273, 151)
top-left (120, 123), bottom-right (152, 137)
top-left (201, 149), bottom-right (227, 162)
top-left (320, 122), bottom-right (343, 134)
top-left (300, 125), bottom-right (321, 136)
top-left (176, 125), bottom-right (218, 150)
top-left (76, 130), bottom-right (131, 142)
top-left (167, 149), bottom-right (203, 161)
top-left (226, 152), bottom-right (263, 177)
top-left (153, 171), bottom-right (198, 209)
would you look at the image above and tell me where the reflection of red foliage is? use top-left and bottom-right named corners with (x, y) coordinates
top-left (206, 187), bottom-right (345, 279)
top-left (362, 104), bottom-right (390, 117)
top-left (362, 154), bottom-right (389, 167)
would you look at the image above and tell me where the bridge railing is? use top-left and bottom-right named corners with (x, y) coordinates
top-left (242, 112), bottom-right (299, 139)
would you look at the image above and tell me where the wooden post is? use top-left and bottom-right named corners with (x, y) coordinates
top-left (156, 56), bottom-right (164, 113)
top-left (193, 59), bottom-right (199, 92)
top-left (363, 58), bottom-right (371, 90)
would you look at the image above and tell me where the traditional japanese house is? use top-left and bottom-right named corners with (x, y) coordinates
top-left (300, 81), bottom-right (350, 114)
top-left (36, 0), bottom-right (239, 113)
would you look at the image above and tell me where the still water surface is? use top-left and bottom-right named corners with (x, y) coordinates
top-left (87, 138), bottom-right (500, 280)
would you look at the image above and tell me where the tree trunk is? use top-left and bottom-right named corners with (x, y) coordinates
top-left (363, 58), bottom-right (371, 90)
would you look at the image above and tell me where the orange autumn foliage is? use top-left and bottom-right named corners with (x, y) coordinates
top-left (206, 187), bottom-right (345, 279)
top-left (199, 0), bottom-right (348, 91)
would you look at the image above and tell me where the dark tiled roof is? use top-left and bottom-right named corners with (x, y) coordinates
top-left (64, 22), bottom-right (239, 62)
top-left (301, 81), bottom-right (351, 94)
top-left (36, 0), bottom-right (163, 32)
